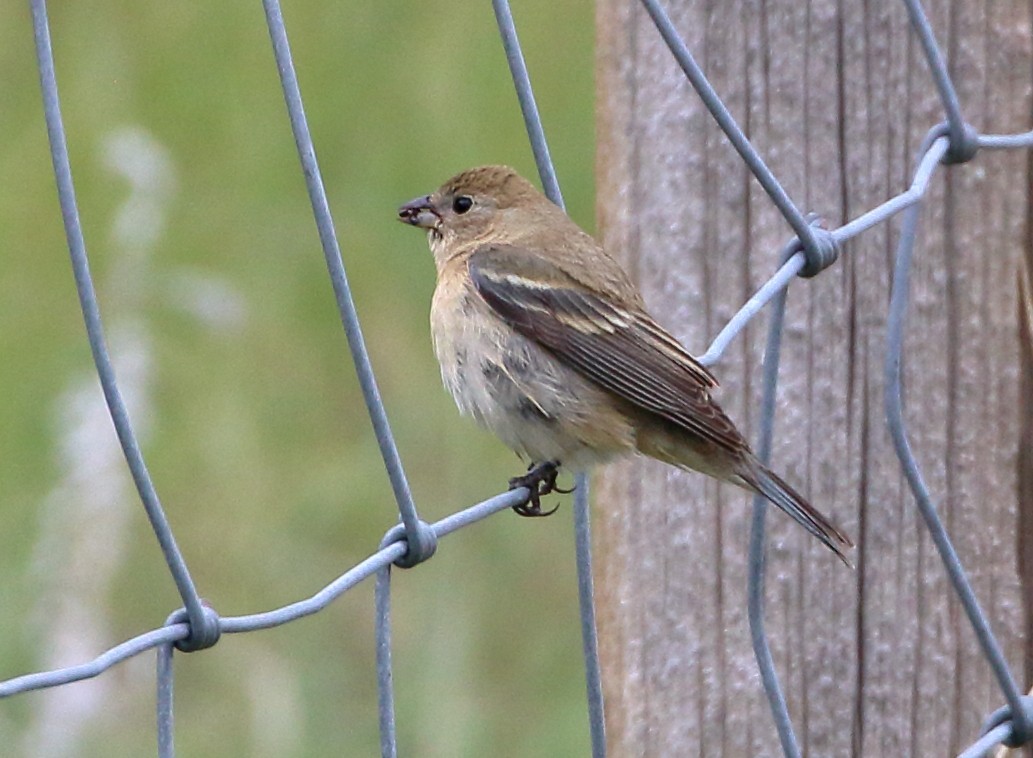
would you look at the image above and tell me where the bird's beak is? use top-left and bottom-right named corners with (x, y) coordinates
top-left (398, 195), bottom-right (440, 230)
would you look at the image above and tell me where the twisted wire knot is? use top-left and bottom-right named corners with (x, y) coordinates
top-left (380, 520), bottom-right (438, 569)
top-left (797, 222), bottom-right (840, 278)
top-left (980, 696), bottom-right (1033, 749)
top-left (941, 120), bottom-right (979, 165)
top-left (165, 604), bottom-right (221, 653)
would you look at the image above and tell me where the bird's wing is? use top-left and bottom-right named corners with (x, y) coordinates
top-left (468, 245), bottom-right (746, 453)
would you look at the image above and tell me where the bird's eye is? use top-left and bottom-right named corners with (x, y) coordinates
top-left (452, 195), bottom-right (473, 214)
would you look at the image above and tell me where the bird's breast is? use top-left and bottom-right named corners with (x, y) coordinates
top-left (430, 277), bottom-right (515, 424)
top-left (429, 274), bottom-right (636, 467)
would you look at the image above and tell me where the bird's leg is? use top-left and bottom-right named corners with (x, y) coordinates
top-left (509, 460), bottom-right (572, 517)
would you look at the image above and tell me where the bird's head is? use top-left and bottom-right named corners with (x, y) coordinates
top-left (398, 165), bottom-right (543, 259)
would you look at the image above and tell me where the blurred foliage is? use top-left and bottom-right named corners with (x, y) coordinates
top-left (0, 1), bottom-right (594, 755)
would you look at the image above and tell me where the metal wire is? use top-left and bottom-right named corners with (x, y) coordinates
top-left (746, 243), bottom-right (803, 758)
top-left (640, 0), bottom-right (1033, 753)
top-left (491, 3), bottom-right (605, 754)
top-left (956, 724), bottom-right (1013, 758)
top-left (491, 0), bottom-right (565, 208)
top-left (375, 566), bottom-right (397, 758)
top-left (261, 0), bottom-right (424, 551)
top-left (900, 0), bottom-right (971, 159)
top-left (883, 130), bottom-right (1033, 745)
top-left (156, 643), bottom-right (175, 758)
top-left (28, 0), bottom-right (209, 644)
top-left (638, 0), bottom-right (832, 270)
top-left (7, 0), bottom-right (1033, 755)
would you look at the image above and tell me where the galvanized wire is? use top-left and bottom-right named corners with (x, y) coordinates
top-left (638, 0), bottom-right (836, 273)
top-left (6, 0), bottom-right (1033, 755)
top-left (492, 0), bottom-right (565, 209)
top-left (490, 3), bottom-right (605, 755)
top-left (640, 0), bottom-right (1033, 753)
top-left (261, 0), bottom-right (426, 554)
top-left (884, 130), bottom-right (1033, 746)
top-left (958, 724), bottom-right (1013, 758)
top-left (900, 0), bottom-right (973, 161)
top-left (28, 0), bottom-right (210, 646)
top-left (156, 642), bottom-right (174, 758)
top-left (746, 242), bottom-right (804, 758)
top-left (374, 565), bottom-right (397, 758)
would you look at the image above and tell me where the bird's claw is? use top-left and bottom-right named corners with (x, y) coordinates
top-left (512, 500), bottom-right (561, 517)
top-left (508, 461), bottom-right (571, 517)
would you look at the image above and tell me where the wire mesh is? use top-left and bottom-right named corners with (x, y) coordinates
top-left (4, 0), bottom-right (1033, 755)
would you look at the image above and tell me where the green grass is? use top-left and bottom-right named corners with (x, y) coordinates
top-left (0, 1), bottom-right (595, 755)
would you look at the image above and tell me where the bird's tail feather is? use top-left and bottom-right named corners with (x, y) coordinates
top-left (741, 461), bottom-right (854, 567)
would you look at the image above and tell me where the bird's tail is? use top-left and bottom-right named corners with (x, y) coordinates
top-left (739, 459), bottom-right (854, 566)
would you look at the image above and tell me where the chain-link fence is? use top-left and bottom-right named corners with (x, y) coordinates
top-left (4, 0), bottom-right (1033, 756)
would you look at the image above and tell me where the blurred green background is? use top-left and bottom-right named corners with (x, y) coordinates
top-left (0, 1), bottom-right (595, 755)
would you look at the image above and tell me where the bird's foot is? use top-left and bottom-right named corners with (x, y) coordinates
top-left (509, 460), bottom-right (572, 517)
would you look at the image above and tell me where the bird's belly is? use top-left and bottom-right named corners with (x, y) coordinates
top-left (430, 285), bottom-right (633, 469)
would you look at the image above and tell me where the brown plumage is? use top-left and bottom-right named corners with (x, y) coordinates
top-left (399, 165), bottom-right (853, 564)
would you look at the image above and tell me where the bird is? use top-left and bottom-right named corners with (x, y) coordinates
top-left (398, 165), bottom-right (853, 564)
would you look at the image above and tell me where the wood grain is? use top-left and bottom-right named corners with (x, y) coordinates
top-left (594, 0), bottom-right (1032, 754)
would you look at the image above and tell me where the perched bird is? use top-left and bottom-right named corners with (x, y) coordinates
top-left (399, 165), bottom-right (852, 563)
